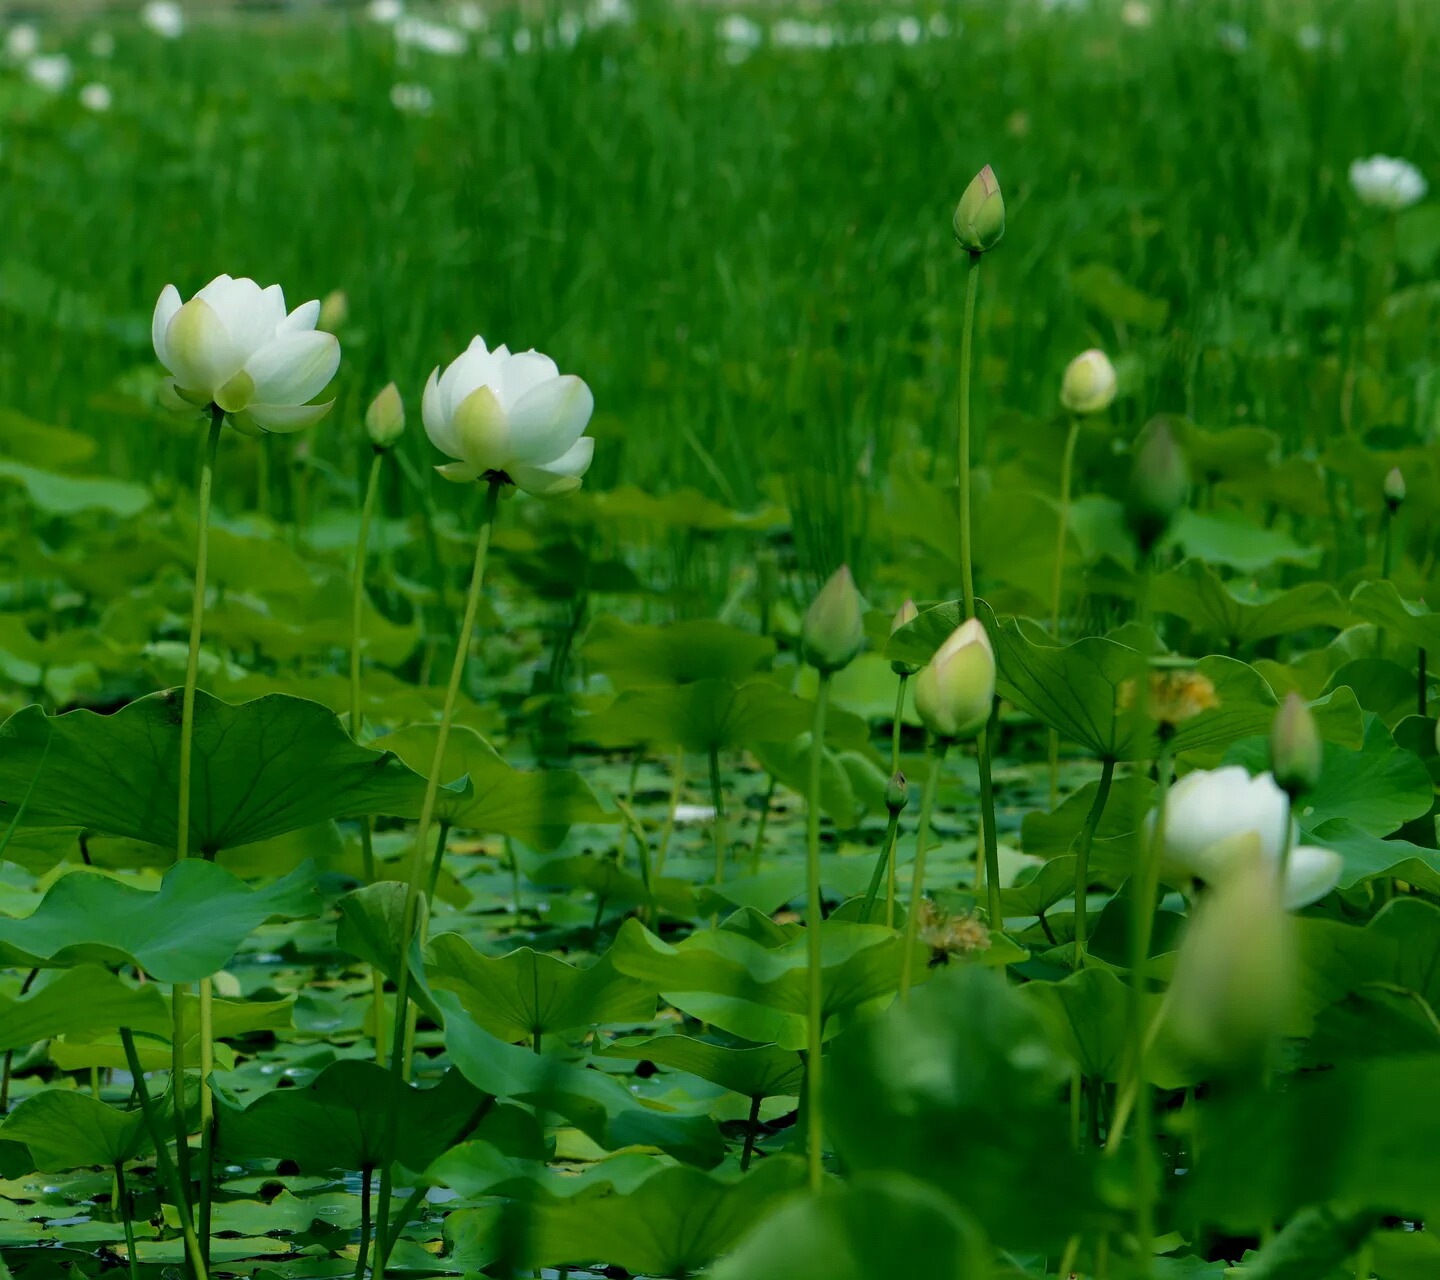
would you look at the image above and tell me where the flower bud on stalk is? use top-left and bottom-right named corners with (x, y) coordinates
top-left (1060, 349), bottom-right (1118, 415)
top-left (913, 619), bottom-right (996, 741)
top-left (1270, 691), bottom-right (1322, 797)
top-left (885, 771), bottom-right (909, 815)
top-left (319, 289), bottom-right (350, 332)
top-left (365, 382), bottom-right (406, 449)
top-left (1384, 466), bottom-right (1406, 512)
top-left (890, 599), bottom-right (921, 676)
top-left (953, 165), bottom-right (1005, 254)
top-left (1125, 418), bottom-right (1190, 554)
top-left (801, 566), bottom-right (866, 673)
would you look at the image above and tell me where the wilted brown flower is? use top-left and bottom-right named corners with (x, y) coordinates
top-left (1118, 669), bottom-right (1219, 728)
top-left (915, 898), bottom-right (992, 966)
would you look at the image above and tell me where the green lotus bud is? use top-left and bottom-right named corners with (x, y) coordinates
top-left (1385, 466), bottom-right (1406, 510)
top-left (885, 771), bottom-right (909, 814)
top-left (801, 565), bottom-right (866, 673)
top-left (952, 164), bottom-right (1005, 254)
top-left (890, 598), bottom-right (921, 676)
top-left (1060, 348), bottom-right (1118, 415)
top-left (913, 619), bottom-right (996, 741)
top-left (1270, 691), bottom-right (1321, 795)
top-left (1125, 418), bottom-right (1190, 553)
top-left (1165, 849), bottom-right (1295, 1072)
top-left (365, 382), bottom-right (406, 449)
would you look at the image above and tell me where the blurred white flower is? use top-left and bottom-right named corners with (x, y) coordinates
top-left (1296, 23), bottom-right (1323, 51)
top-left (369, 0), bottom-right (404, 21)
top-left (152, 275), bottom-right (341, 435)
top-left (1217, 22), bottom-right (1248, 52)
top-left (674, 804), bottom-right (718, 825)
top-left (453, 2), bottom-right (487, 31)
top-left (141, 1), bottom-right (185, 39)
top-left (719, 13), bottom-right (762, 60)
top-left (26, 55), bottom-right (73, 92)
top-left (5, 24), bottom-right (40, 61)
top-left (79, 82), bottom-right (113, 112)
top-left (1350, 155), bottom-right (1427, 211)
top-left (395, 18), bottom-right (467, 55)
top-left (588, 0), bottom-right (634, 27)
top-left (423, 336), bottom-right (596, 497)
top-left (773, 19), bottom-right (836, 48)
top-left (927, 13), bottom-right (953, 37)
top-left (390, 81), bottom-right (435, 114)
top-left (1149, 765), bottom-right (1343, 910)
top-left (480, 36), bottom-right (505, 58)
top-left (1040, 0), bottom-right (1087, 12)
top-left (88, 31), bottom-right (116, 58)
top-left (513, 27), bottom-right (533, 52)
top-left (1121, 1), bottom-right (1152, 27)
top-left (552, 13), bottom-right (583, 48)
top-left (897, 16), bottom-right (922, 44)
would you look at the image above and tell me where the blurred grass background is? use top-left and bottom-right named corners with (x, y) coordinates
top-left (0, 0), bottom-right (1436, 584)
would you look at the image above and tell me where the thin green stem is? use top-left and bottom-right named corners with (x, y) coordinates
top-left (900, 739), bottom-right (947, 1002)
top-left (1072, 758), bottom-right (1117, 967)
top-left (654, 749), bottom-right (685, 879)
top-left (957, 251), bottom-right (982, 619)
top-left (860, 810), bottom-right (901, 926)
top-left (1048, 416), bottom-right (1081, 808)
top-left (350, 449), bottom-right (387, 737)
top-left (708, 746), bottom-right (728, 886)
top-left (169, 987), bottom-right (192, 1205)
top-left (354, 1167), bottom-right (374, 1280)
top-left (1420, 648), bottom-right (1428, 717)
top-left (890, 673), bottom-right (908, 771)
top-left (976, 717), bottom-right (1003, 930)
top-left (424, 822), bottom-right (452, 908)
top-left (119, 1029), bottom-right (208, 1280)
top-left (116, 1162), bottom-right (142, 1280)
top-left (197, 979), bottom-right (215, 1271)
top-left (749, 774), bottom-right (778, 874)
top-left (1277, 792), bottom-right (1296, 894)
top-left (804, 672), bottom-right (832, 1194)
top-left (740, 1094), bottom-right (763, 1172)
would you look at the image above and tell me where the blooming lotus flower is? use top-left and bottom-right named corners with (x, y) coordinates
top-left (1150, 765), bottom-right (1342, 909)
top-left (26, 54), bottom-right (72, 92)
top-left (1349, 155), bottom-right (1427, 211)
top-left (423, 337), bottom-right (594, 496)
top-left (152, 275), bottom-right (341, 435)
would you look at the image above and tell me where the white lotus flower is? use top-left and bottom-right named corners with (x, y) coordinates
top-left (422, 337), bottom-right (595, 497)
top-left (26, 55), bottom-right (72, 92)
top-left (1150, 765), bottom-right (1342, 909)
top-left (141, 1), bottom-right (186, 39)
top-left (151, 275), bottom-right (341, 435)
top-left (1349, 155), bottom-right (1427, 211)
top-left (5, 24), bottom-right (39, 61)
top-left (390, 81), bottom-right (435, 114)
top-left (80, 83), bottom-right (113, 112)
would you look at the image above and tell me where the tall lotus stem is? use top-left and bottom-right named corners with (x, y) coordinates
top-left (1072, 758), bottom-right (1117, 966)
top-left (899, 738), bottom-right (946, 1001)
top-left (957, 253), bottom-right (981, 618)
top-left (1048, 415), bottom-right (1082, 806)
top-left (708, 746), bottom-right (728, 886)
top-left (803, 673), bottom-right (832, 1193)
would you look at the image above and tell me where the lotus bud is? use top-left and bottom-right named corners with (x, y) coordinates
top-left (1270, 691), bottom-right (1321, 796)
top-left (365, 382), bottom-right (406, 449)
top-left (1060, 349), bottom-right (1118, 416)
top-left (801, 565), bottom-right (866, 674)
top-left (913, 619), bottom-right (996, 741)
top-left (1165, 850), bottom-right (1295, 1072)
top-left (318, 289), bottom-right (350, 332)
top-left (952, 165), bottom-right (1005, 254)
top-left (1384, 467), bottom-right (1406, 511)
top-left (885, 771), bottom-right (909, 815)
top-left (1125, 418), bottom-right (1189, 553)
top-left (890, 598), bottom-right (921, 676)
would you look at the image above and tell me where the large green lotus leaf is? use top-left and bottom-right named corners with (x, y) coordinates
top-left (370, 724), bottom-right (612, 847)
top-left (0, 692), bottom-right (430, 854)
top-left (578, 679), bottom-right (846, 753)
top-left (1323, 658), bottom-right (1421, 723)
top-left (0, 1090), bottom-right (153, 1170)
top-left (1307, 820), bottom-right (1440, 895)
top-left (754, 736), bottom-right (886, 828)
top-left (562, 484), bottom-right (787, 532)
top-left (521, 852), bottom-right (696, 920)
top-left (1165, 508), bottom-right (1320, 573)
top-left (0, 861), bottom-right (317, 982)
top-left (825, 965), bottom-right (1104, 1250)
top-left (0, 460), bottom-right (150, 518)
top-left (884, 598), bottom-right (982, 670)
top-left (606, 917), bottom-right (928, 1049)
top-left (709, 1172), bottom-right (991, 1280)
top-left (597, 1034), bottom-right (805, 1099)
top-left (427, 934), bottom-right (655, 1043)
top-left (1296, 899), bottom-right (1440, 1026)
top-left (1176, 422), bottom-right (1280, 482)
top-left (423, 1142), bottom-right (660, 1201)
top-left (1020, 773), bottom-right (1151, 884)
top-left (583, 616), bottom-right (775, 689)
top-left (0, 965), bottom-right (168, 1052)
top-left (0, 410), bottom-right (96, 467)
top-left (439, 992), bottom-right (725, 1167)
top-left (215, 1059), bottom-right (487, 1173)
top-left (1151, 559), bottom-right (1350, 647)
top-left (1185, 1056), bottom-right (1440, 1229)
top-left (334, 881), bottom-right (440, 1021)
top-left (525, 1157), bottom-right (807, 1275)
top-left (1348, 579), bottom-right (1440, 653)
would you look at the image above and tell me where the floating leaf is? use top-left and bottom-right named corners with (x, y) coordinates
top-left (1348, 579), bottom-right (1440, 653)
top-left (424, 1143), bottom-right (659, 1201)
top-left (0, 460), bottom-right (150, 518)
top-left (0, 965), bottom-right (168, 1052)
top-left (335, 881), bottom-right (440, 1020)
top-left (1151, 560), bottom-right (1349, 647)
top-left (1, 1090), bottom-right (154, 1170)
top-left (597, 1034), bottom-right (805, 1099)
top-left (579, 679), bottom-right (834, 753)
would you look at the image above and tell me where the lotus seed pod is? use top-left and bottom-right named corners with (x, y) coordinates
top-left (885, 771), bottom-right (909, 814)
top-left (1385, 467), bottom-right (1406, 509)
top-left (365, 382), bottom-right (406, 449)
top-left (890, 598), bottom-right (921, 676)
top-left (913, 618), bottom-right (996, 741)
top-left (801, 565), bottom-right (866, 674)
top-left (1125, 418), bottom-right (1190, 553)
top-left (1060, 349), bottom-right (1118, 415)
top-left (953, 164), bottom-right (1005, 254)
top-left (1270, 691), bottom-right (1321, 796)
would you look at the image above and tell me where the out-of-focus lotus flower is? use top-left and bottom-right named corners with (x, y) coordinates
top-left (1149, 765), bottom-right (1342, 909)
top-left (390, 82), bottom-right (435, 114)
top-left (1384, 466), bottom-right (1407, 508)
top-left (453, 3), bottom-right (487, 32)
top-left (1296, 23), bottom-right (1323, 51)
top-left (369, 0), bottom-right (405, 21)
top-left (1060, 348), bottom-right (1117, 415)
top-left (1121, 1), bottom-right (1152, 27)
top-left (423, 337), bottom-right (595, 497)
top-left (89, 31), bottom-right (116, 58)
top-left (719, 14), bottom-right (762, 51)
top-left (318, 290), bottom-right (349, 332)
top-left (141, 1), bottom-right (185, 39)
top-left (588, 0), bottom-right (634, 27)
top-left (366, 382), bottom-right (406, 449)
top-left (896, 17), bottom-right (922, 45)
top-left (1217, 22), bottom-right (1248, 53)
top-left (152, 275), bottom-right (341, 435)
top-left (5, 24), bottom-right (40, 60)
top-left (79, 82), bottom-right (113, 112)
top-left (395, 17), bottom-right (467, 55)
top-left (26, 54), bottom-right (72, 92)
top-left (1350, 155), bottom-right (1427, 211)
